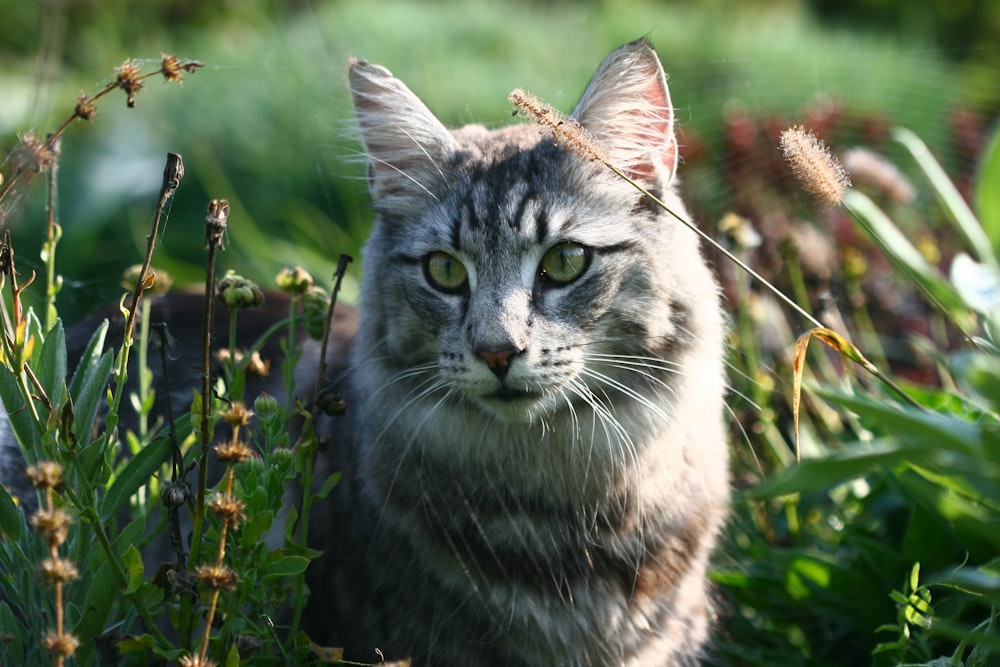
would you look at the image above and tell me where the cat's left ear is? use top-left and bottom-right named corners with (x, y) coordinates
top-left (571, 39), bottom-right (679, 185)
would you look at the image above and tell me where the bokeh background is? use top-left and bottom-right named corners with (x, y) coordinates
top-left (2, 2), bottom-right (1000, 665)
top-left (1, 0), bottom-right (997, 320)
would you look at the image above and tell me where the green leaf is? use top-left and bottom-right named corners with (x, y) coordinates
top-left (263, 555), bottom-right (310, 585)
top-left (226, 640), bottom-right (241, 667)
top-left (74, 560), bottom-right (117, 642)
top-left (933, 567), bottom-right (1000, 605)
top-left (101, 436), bottom-right (172, 523)
top-left (0, 364), bottom-right (41, 458)
top-left (34, 319), bottom-right (66, 406)
top-left (122, 544), bottom-right (144, 596)
top-left (313, 471), bottom-right (342, 501)
top-left (975, 122), bottom-right (1000, 255)
top-left (0, 481), bottom-right (22, 541)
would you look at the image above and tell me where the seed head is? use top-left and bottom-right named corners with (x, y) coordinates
top-left (779, 126), bottom-right (851, 206)
top-left (179, 654), bottom-right (217, 667)
top-left (13, 133), bottom-right (57, 174)
top-left (208, 494), bottom-right (247, 526)
top-left (116, 59), bottom-right (144, 108)
top-left (508, 88), bottom-right (609, 164)
top-left (219, 402), bottom-right (254, 429)
top-left (25, 461), bottom-right (64, 490)
top-left (842, 148), bottom-right (915, 204)
top-left (75, 94), bottom-right (97, 121)
top-left (31, 507), bottom-right (72, 547)
top-left (39, 557), bottom-right (79, 585)
top-left (41, 631), bottom-right (80, 658)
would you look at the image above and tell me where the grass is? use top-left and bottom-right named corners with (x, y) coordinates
top-left (0, 1), bottom-right (999, 665)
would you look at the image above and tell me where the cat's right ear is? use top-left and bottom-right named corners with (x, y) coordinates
top-left (348, 57), bottom-right (457, 214)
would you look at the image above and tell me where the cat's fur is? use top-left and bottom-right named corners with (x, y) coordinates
top-left (303, 39), bottom-right (729, 666)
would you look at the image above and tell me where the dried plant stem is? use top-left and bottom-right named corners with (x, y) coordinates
top-left (183, 199), bottom-right (229, 648)
top-left (312, 254), bottom-right (353, 400)
top-left (106, 153), bottom-right (183, 451)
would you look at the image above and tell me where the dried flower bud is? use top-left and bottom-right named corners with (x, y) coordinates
top-left (195, 563), bottom-right (239, 591)
top-left (220, 402), bottom-right (253, 428)
top-left (25, 461), bottom-right (64, 490)
top-left (41, 630), bottom-right (80, 658)
top-left (214, 439), bottom-right (254, 464)
top-left (179, 654), bottom-right (218, 667)
top-left (116, 59), bottom-right (144, 108)
top-left (162, 481), bottom-right (191, 509)
top-left (160, 54), bottom-right (184, 82)
top-left (75, 94), bottom-right (97, 121)
top-left (208, 494), bottom-right (247, 526)
top-left (31, 507), bottom-right (72, 546)
top-left (276, 266), bottom-right (315, 295)
top-left (301, 286), bottom-right (331, 340)
top-left (39, 557), bottom-right (79, 584)
top-left (217, 271), bottom-right (264, 310)
top-left (14, 133), bottom-right (57, 174)
top-left (779, 126), bottom-right (851, 207)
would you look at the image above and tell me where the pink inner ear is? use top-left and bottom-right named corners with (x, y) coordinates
top-left (624, 79), bottom-right (677, 183)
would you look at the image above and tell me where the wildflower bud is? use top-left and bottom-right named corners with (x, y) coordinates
top-left (162, 481), bottom-right (191, 509)
top-left (276, 266), bottom-right (314, 295)
top-left (253, 393), bottom-right (279, 417)
top-left (268, 447), bottom-right (294, 468)
top-left (301, 286), bottom-right (331, 340)
top-left (217, 271), bottom-right (264, 310)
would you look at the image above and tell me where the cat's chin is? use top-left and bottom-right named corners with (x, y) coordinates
top-left (473, 389), bottom-right (556, 423)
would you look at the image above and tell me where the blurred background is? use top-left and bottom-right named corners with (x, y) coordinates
top-left (1, 0), bottom-right (997, 321)
top-left (2, 2), bottom-right (1000, 665)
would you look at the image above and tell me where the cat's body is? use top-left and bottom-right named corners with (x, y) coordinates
top-left (302, 39), bottom-right (729, 666)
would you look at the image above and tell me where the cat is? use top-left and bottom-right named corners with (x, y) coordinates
top-left (302, 38), bottom-right (730, 666)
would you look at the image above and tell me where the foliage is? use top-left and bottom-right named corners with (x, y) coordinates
top-left (0, 62), bottom-right (347, 666)
top-left (714, 111), bottom-right (1000, 665)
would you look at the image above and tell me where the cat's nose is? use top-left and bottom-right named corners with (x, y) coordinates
top-left (477, 347), bottom-right (521, 379)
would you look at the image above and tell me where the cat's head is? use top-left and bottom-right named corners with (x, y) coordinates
top-left (348, 39), bottom-right (722, 425)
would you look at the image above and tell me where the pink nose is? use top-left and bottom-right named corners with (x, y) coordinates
top-left (478, 348), bottom-right (518, 378)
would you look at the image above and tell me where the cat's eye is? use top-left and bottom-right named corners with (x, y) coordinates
top-left (539, 242), bottom-right (591, 285)
top-left (423, 251), bottom-right (469, 293)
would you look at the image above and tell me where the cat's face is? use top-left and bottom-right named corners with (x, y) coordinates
top-left (349, 41), bottom-right (721, 426)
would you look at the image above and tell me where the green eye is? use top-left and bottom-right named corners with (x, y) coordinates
top-left (539, 242), bottom-right (591, 285)
top-left (423, 252), bottom-right (468, 293)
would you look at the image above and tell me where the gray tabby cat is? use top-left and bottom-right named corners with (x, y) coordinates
top-left (304, 39), bottom-right (730, 666)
